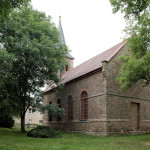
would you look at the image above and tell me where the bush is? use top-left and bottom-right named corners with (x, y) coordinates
top-left (27, 126), bottom-right (61, 138)
top-left (0, 115), bottom-right (14, 128)
top-left (0, 100), bottom-right (15, 128)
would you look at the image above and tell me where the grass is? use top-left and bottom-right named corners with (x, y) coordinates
top-left (1, 127), bottom-right (150, 150)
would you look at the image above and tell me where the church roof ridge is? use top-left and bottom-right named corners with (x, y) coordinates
top-left (61, 42), bottom-right (125, 84)
top-left (44, 42), bottom-right (125, 93)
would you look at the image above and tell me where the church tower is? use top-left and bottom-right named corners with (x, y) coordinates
top-left (58, 16), bottom-right (74, 72)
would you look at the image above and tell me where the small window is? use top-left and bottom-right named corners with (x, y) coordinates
top-left (81, 91), bottom-right (88, 120)
top-left (66, 66), bottom-right (68, 71)
top-left (29, 108), bottom-right (32, 114)
top-left (49, 101), bottom-right (52, 122)
top-left (39, 120), bottom-right (43, 124)
top-left (64, 66), bottom-right (69, 72)
top-left (57, 99), bottom-right (62, 122)
top-left (29, 119), bottom-right (32, 124)
top-left (68, 95), bottom-right (73, 121)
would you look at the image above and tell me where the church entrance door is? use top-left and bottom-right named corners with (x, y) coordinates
top-left (130, 102), bottom-right (140, 131)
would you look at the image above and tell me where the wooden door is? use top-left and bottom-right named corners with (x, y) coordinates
top-left (130, 103), bottom-right (140, 131)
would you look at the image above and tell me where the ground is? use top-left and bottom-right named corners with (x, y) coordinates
top-left (1, 127), bottom-right (150, 150)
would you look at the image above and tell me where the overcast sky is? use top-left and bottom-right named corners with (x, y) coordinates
top-left (31, 0), bottom-right (126, 67)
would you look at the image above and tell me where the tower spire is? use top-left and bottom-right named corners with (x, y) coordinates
top-left (57, 16), bottom-right (74, 60)
top-left (58, 16), bottom-right (66, 45)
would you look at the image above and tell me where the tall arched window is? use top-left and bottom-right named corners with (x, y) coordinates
top-left (81, 91), bottom-right (88, 120)
top-left (68, 95), bottom-right (73, 121)
top-left (57, 99), bottom-right (62, 122)
top-left (49, 101), bottom-right (52, 122)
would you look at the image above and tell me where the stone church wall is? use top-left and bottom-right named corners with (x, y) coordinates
top-left (43, 45), bottom-right (150, 135)
top-left (105, 46), bottom-right (150, 134)
top-left (43, 71), bottom-right (108, 135)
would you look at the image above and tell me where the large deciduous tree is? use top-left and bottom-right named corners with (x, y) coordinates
top-left (110, 0), bottom-right (150, 90)
top-left (0, 0), bottom-right (30, 17)
top-left (0, 5), bottom-right (67, 132)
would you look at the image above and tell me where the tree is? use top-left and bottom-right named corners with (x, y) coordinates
top-left (110, 0), bottom-right (150, 90)
top-left (0, 0), bottom-right (30, 18)
top-left (0, 5), bottom-right (68, 132)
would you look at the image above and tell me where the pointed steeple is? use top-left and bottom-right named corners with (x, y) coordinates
top-left (58, 16), bottom-right (74, 60)
top-left (58, 16), bottom-right (74, 71)
top-left (58, 16), bottom-right (66, 45)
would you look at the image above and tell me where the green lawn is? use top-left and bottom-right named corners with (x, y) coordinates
top-left (1, 127), bottom-right (150, 150)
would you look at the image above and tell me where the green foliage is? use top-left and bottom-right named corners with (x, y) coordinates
top-left (0, 49), bottom-right (19, 114)
top-left (110, 0), bottom-right (150, 19)
top-left (27, 126), bottom-right (61, 138)
top-left (117, 54), bottom-right (150, 89)
top-left (0, 49), bottom-right (13, 102)
top-left (38, 103), bottom-right (65, 118)
top-left (0, 4), bottom-right (68, 132)
top-left (47, 103), bottom-right (65, 118)
top-left (0, 100), bottom-right (14, 128)
top-left (0, 115), bottom-right (14, 129)
top-left (110, 0), bottom-right (150, 90)
top-left (0, 0), bottom-right (30, 18)
top-left (118, 12), bottom-right (150, 90)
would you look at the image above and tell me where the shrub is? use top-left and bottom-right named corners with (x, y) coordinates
top-left (0, 115), bottom-right (14, 128)
top-left (0, 100), bottom-right (15, 128)
top-left (27, 126), bottom-right (61, 138)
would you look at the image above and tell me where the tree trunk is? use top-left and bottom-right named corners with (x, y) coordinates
top-left (21, 112), bottom-right (26, 133)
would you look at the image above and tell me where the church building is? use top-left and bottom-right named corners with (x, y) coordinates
top-left (43, 17), bottom-right (150, 135)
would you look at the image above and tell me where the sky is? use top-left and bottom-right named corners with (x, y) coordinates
top-left (31, 0), bottom-right (126, 67)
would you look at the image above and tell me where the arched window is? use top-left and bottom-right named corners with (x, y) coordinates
top-left (49, 101), bottom-right (52, 122)
top-left (68, 95), bottom-right (73, 121)
top-left (81, 91), bottom-right (88, 120)
top-left (57, 99), bottom-right (62, 122)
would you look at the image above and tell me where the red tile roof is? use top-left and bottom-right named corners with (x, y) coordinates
top-left (44, 42), bottom-right (125, 93)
